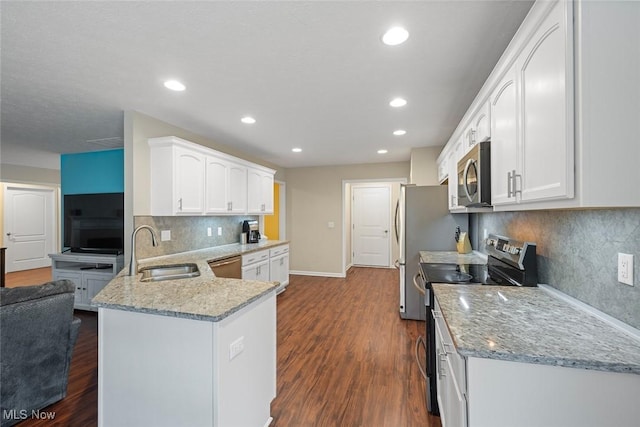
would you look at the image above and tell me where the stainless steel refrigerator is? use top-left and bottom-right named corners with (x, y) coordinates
top-left (394, 185), bottom-right (468, 320)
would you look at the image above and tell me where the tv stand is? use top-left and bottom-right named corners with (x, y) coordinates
top-left (49, 252), bottom-right (124, 311)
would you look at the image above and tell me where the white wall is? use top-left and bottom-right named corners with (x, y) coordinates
top-left (285, 162), bottom-right (410, 276)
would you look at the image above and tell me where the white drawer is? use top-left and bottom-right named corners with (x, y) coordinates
top-left (269, 244), bottom-right (289, 257)
top-left (242, 249), bottom-right (270, 266)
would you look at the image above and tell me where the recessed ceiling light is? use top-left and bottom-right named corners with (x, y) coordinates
top-left (292, 148), bottom-right (302, 153)
top-left (389, 97), bottom-right (407, 108)
top-left (393, 130), bottom-right (407, 136)
top-left (163, 80), bottom-right (185, 91)
top-left (382, 27), bottom-right (409, 46)
top-left (378, 149), bottom-right (388, 154)
top-left (241, 116), bottom-right (256, 124)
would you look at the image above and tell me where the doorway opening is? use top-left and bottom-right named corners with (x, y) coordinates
top-left (342, 178), bottom-right (406, 275)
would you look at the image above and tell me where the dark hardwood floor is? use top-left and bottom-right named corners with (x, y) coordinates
top-left (12, 267), bottom-right (439, 427)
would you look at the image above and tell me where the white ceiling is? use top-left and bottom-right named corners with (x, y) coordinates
top-left (1, 1), bottom-right (533, 169)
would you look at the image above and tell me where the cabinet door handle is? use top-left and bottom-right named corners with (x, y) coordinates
top-left (507, 171), bottom-right (513, 197)
top-left (513, 172), bottom-right (522, 197)
top-left (439, 350), bottom-right (447, 377)
top-left (178, 198), bottom-right (183, 211)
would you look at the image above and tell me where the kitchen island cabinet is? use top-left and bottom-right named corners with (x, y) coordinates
top-left (92, 244), bottom-right (283, 427)
top-left (432, 284), bottom-right (640, 427)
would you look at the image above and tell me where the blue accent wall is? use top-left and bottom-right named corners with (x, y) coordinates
top-left (61, 149), bottom-right (124, 195)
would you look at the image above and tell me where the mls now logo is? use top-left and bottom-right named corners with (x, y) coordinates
top-left (3, 409), bottom-right (56, 421)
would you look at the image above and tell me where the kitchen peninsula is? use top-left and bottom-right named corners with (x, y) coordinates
top-left (92, 241), bottom-right (287, 427)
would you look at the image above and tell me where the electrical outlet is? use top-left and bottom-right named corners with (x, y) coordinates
top-left (618, 253), bottom-right (634, 286)
top-left (160, 230), bottom-right (171, 241)
top-left (207, 227), bottom-right (212, 237)
top-left (217, 227), bottom-right (222, 236)
top-left (229, 336), bottom-right (244, 360)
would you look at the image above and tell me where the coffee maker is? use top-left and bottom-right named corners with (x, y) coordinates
top-left (242, 220), bottom-right (260, 243)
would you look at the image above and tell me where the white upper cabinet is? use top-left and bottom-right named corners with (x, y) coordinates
top-left (436, 149), bottom-right (449, 184)
top-left (149, 136), bottom-right (274, 216)
top-left (149, 140), bottom-right (206, 215)
top-left (228, 162), bottom-right (248, 214)
top-left (491, 0), bottom-right (573, 208)
top-left (174, 147), bottom-right (206, 214)
top-left (205, 156), bottom-right (247, 214)
top-left (516, 0), bottom-right (573, 204)
top-left (447, 138), bottom-right (464, 210)
top-left (247, 167), bottom-right (274, 214)
top-left (473, 101), bottom-right (491, 146)
top-left (490, 66), bottom-right (518, 206)
top-left (440, 0), bottom-right (639, 210)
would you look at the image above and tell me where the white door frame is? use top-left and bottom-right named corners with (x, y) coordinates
top-left (2, 182), bottom-right (59, 272)
top-left (341, 178), bottom-right (407, 276)
top-left (350, 183), bottom-right (392, 268)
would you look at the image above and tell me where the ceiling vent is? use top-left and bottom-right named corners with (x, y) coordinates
top-left (85, 137), bottom-right (124, 149)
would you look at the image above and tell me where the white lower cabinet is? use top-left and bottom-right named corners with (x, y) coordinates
top-left (434, 299), bottom-right (467, 427)
top-left (242, 245), bottom-right (290, 294)
top-left (434, 296), bottom-right (640, 427)
top-left (269, 244), bottom-right (289, 294)
top-left (241, 249), bottom-right (270, 282)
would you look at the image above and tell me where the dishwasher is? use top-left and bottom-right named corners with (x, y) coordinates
top-left (208, 255), bottom-right (242, 279)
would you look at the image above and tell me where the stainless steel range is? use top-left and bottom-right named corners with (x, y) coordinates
top-left (419, 234), bottom-right (538, 415)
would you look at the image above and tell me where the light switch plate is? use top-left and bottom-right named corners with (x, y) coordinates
top-left (160, 230), bottom-right (171, 241)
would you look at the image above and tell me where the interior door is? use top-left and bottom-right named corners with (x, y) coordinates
top-left (3, 184), bottom-right (57, 272)
top-left (352, 185), bottom-right (391, 267)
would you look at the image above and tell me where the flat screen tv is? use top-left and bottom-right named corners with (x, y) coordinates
top-left (64, 192), bottom-right (124, 255)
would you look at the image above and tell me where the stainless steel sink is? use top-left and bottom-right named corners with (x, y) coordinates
top-left (139, 263), bottom-right (200, 282)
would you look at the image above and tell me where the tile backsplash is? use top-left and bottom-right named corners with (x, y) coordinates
top-left (472, 208), bottom-right (640, 329)
top-left (133, 215), bottom-right (258, 260)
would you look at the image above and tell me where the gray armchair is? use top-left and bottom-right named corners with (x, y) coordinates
top-left (0, 280), bottom-right (81, 427)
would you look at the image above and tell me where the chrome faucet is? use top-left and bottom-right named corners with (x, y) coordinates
top-left (128, 225), bottom-right (159, 276)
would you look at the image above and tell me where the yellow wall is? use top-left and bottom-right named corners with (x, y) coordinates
top-left (264, 183), bottom-right (279, 240)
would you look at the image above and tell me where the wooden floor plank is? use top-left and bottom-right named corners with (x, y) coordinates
top-left (10, 266), bottom-right (439, 426)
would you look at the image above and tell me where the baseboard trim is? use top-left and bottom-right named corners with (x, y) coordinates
top-left (290, 270), bottom-right (346, 278)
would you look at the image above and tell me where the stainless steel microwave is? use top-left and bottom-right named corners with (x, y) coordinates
top-left (457, 141), bottom-right (491, 207)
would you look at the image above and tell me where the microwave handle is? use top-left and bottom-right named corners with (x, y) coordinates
top-left (463, 159), bottom-right (474, 202)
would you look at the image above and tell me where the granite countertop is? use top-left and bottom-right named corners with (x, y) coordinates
top-left (92, 240), bottom-right (288, 322)
top-left (432, 283), bottom-right (640, 375)
top-left (420, 250), bottom-right (487, 265)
